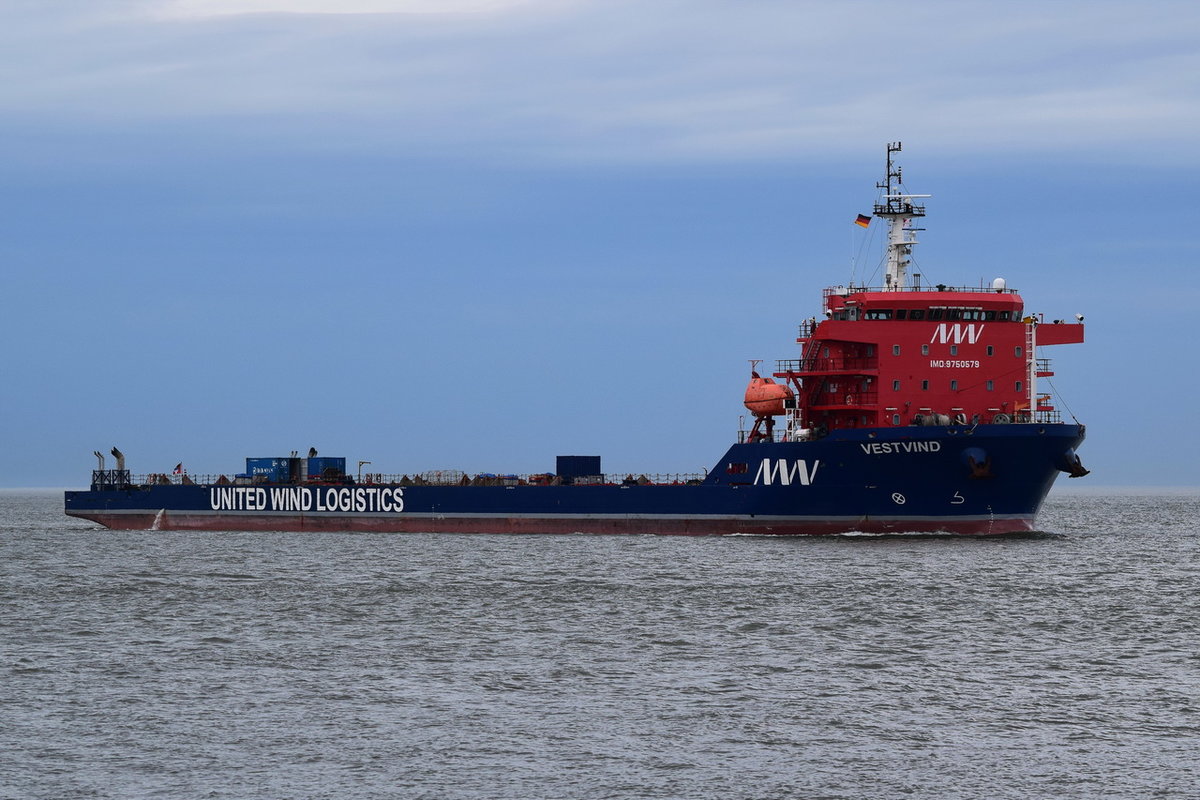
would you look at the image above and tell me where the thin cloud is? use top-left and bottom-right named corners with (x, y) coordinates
top-left (154, 0), bottom-right (572, 18)
top-left (0, 0), bottom-right (1197, 163)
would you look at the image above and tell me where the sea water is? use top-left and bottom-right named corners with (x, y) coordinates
top-left (2, 488), bottom-right (1198, 799)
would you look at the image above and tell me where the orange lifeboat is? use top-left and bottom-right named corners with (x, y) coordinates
top-left (744, 371), bottom-right (794, 417)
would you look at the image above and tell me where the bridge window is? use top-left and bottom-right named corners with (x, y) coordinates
top-left (865, 310), bottom-right (893, 320)
top-left (929, 309), bottom-right (944, 320)
top-left (909, 310), bottom-right (925, 320)
top-left (896, 310), bottom-right (907, 320)
top-left (999, 311), bottom-right (1011, 321)
top-left (866, 344), bottom-right (875, 356)
top-left (948, 309), bottom-right (963, 320)
top-left (726, 462), bottom-right (748, 474)
top-left (984, 310), bottom-right (997, 321)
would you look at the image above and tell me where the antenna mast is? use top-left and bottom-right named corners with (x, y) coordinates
top-left (873, 142), bottom-right (929, 291)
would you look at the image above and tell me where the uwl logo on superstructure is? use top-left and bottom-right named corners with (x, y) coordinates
top-left (753, 458), bottom-right (820, 486)
top-left (930, 323), bottom-right (985, 344)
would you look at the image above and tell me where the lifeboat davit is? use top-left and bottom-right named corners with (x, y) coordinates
top-left (744, 371), bottom-right (794, 417)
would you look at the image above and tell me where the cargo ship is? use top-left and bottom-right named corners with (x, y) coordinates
top-left (65, 144), bottom-right (1087, 535)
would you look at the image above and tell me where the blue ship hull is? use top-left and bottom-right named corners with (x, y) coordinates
top-left (64, 423), bottom-right (1086, 535)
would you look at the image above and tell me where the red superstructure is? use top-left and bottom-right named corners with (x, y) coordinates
top-left (744, 143), bottom-right (1085, 449)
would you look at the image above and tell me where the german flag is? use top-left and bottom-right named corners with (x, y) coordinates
top-left (854, 214), bottom-right (871, 228)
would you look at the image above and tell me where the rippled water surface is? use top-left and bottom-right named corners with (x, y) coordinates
top-left (3, 488), bottom-right (1198, 799)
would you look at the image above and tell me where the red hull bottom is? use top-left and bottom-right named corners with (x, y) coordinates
top-left (70, 511), bottom-right (1038, 536)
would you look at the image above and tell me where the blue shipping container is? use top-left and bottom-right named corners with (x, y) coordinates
top-left (308, 457), bottom-right (346, 477)
top-left (556, 455), bottom-right (602, 479)
top-left (246, 457), bottom-right (290, 482)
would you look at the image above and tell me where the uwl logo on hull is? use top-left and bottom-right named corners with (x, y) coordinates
top-left (931, 323), bottom-right (985, 344)
top-left (753, 458), bottom-right (820, 486)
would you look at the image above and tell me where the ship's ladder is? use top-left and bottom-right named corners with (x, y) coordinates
top-left (1023, 322), bottom-right (1036, 422)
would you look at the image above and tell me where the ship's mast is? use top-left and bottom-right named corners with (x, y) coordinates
top-left (873, 142), bottom-right (929, 291)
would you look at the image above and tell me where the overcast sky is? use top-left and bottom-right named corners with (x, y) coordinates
top-left (6, 0), bottom-right (1198, 162)
top-left (2, 0), bottom-right (1198, 487)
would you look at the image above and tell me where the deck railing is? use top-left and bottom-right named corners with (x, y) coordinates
top-left (123, 472), bottom-right (708, 487)
top-left (776, 356), bottom-right (879, 374)
top-left (90, 469), bottom-right (131, 490)
top-left (810, 391), bottom-right (880, 407)
top-left (823, 283), bottom-right (1019, 296)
